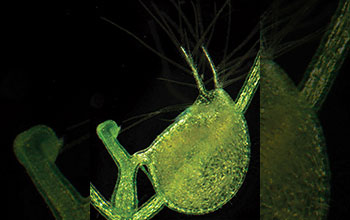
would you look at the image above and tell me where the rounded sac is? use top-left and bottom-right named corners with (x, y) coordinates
top-left (143, 89), bottom-right (250, 214)
top-left (260, 60), bottom-right (330, 220)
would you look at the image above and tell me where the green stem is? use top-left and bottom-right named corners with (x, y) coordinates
top-left (299, 0), bottom-right (350, 110)
top-left (90, 183), bottom-right (121, 220)
top-left (13, 125), bottom-right (89, 220)
top-left (235, 53), bottom-right (260, 113)
top-left (93, 120), bottom-right (165, 220)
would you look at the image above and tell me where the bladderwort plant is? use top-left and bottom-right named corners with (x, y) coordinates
top-left (92, 0), bottom-right (259, 219)
top-left (260, 0), bottom-right (349, 219)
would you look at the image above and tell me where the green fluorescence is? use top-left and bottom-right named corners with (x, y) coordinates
top-left (260, 0), bottom-right (349, 219)
top-left (13, 125), bottom-right (90, 220)
top-left (145, 88), bottom-right (250, 214)
top-left (90, 45), bottom-right (260, 219)
top-left (91, 1), bottom-right (259, 219)
top-left (260, 60), bottom-right (330, 219)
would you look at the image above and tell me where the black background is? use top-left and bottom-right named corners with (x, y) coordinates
top-left (92, 0), bottom-right (259, 219)
top-left (5, 0), bottom-right (91, 219)
top-left (273, 1), bottom-right (350, 219)
top-left (4, 0), bottom-right (349, 219)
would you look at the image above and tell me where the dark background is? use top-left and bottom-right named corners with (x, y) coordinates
top-left (92, 0), bottom-right (259, 219)
top-left (3, 0), bottom-right (349, 219)
top-left (5, 0), bottom-right (91, 219)
top-left (273, 0), bottom-right (350, 219)
top-left (5, 0), bottom-right (259, 219)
